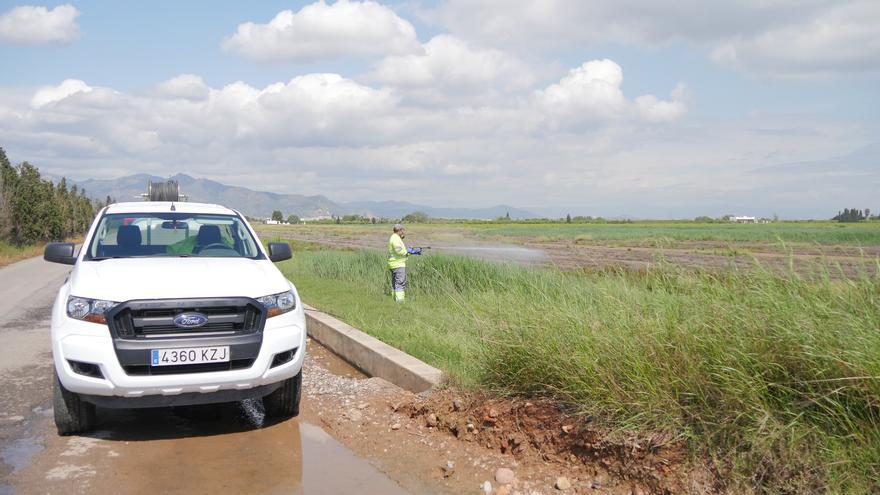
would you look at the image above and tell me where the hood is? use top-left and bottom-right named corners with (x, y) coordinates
top-left (69, 257), bottom-right (291, 302)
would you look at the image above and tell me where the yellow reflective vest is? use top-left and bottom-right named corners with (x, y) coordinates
top-left (387, 233), bottom-right (408, 269)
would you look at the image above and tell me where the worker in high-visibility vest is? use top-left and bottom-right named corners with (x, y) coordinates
top-left (387, 223), bottom-right (421, 302)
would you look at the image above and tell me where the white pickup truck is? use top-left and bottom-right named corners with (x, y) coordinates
top-left (43, 201), bottom-right (306, 435)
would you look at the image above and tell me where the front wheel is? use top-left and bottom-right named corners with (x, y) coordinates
top-left (53, 373), bottom-right (96, 436)
top-left (262, 372), bottom-right (302, 418)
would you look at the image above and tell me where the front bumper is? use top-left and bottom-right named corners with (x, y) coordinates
top-left (80, 382), bottom-right (286, 409)
top-left (52, 304), bottom-right (306, 405)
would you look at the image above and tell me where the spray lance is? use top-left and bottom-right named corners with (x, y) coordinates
top-left (407, 246), bottom-right (431, 255)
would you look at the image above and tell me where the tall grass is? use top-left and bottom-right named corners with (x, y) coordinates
top-left (281, 250), bottom-right (880, 492)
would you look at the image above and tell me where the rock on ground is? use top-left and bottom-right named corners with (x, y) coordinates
top-left (495, 467), bottom-right (516, 485)
top-left (555, 477), bottom-right (571, 490)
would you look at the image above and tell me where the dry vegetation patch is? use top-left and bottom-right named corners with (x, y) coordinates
top-left (0, 242), bottom-right (45, 268)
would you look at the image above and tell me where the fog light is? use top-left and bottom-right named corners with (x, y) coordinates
top-left (270, 348), bottom-right (296, 368)
top-left (68, 360), bottom-right (104, 379)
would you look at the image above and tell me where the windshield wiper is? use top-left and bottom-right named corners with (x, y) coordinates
top-left (89, 256), bottom-right (127, 261)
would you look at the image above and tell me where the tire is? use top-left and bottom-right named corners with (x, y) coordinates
top-left (262, 372), bottom-right (302, 419)
top-left (53, 373), bottom-right (96, 436)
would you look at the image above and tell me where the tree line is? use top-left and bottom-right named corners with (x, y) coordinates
top-left (269, 210), bottom-right (302, 224)
top-left (0, 147), bottom-right (97, 246)
top-left (832, 208), bottom-right (872, 223)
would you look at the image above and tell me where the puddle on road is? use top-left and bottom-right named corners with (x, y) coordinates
top-left (7, 340), bottom-right (408, 494)
top-left (0, 435), bottom-right (43, 473)
top-left (90, 342), bottom-right (398, 494)
top-left (64, 391), bottom-right (408, 494)
top-left (299, 422), bottom-right (408, 494)
top-left (13, 403), bottom-right (409, 495)
top-left (1, 434), bottom-right (44, 495)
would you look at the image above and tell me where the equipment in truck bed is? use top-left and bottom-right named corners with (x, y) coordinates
top-left (143, 180), bottom-right (187, 202)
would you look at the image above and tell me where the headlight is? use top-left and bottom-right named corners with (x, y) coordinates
top-left (257, 290), bottom-right (296, 318)
top-left (67, 296), bottom-right (118, 324)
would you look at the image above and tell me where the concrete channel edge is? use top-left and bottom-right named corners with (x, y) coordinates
top-left (303, 304), bottom-right (443, 393)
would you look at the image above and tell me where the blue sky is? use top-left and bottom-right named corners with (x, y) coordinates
top-left (0, 0), bottom-right (877, 218)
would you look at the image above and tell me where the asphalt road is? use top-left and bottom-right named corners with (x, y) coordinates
top-left (0, 257), bottom-right (69, 374)
top-left (0, 256), bottom-right (413, 495)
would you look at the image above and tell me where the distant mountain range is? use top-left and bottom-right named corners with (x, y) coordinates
top-left (67, 173), bottom-right (536, 220)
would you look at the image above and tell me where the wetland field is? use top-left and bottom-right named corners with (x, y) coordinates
top-left (260, 221), bottom-right (880, 492)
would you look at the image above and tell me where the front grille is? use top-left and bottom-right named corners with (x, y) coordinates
top-left (123, 358), bottom-right (255, 375)
top-left (108, 298), bottom-right (266, 376)
top-left (108, 298), bottom-right (266, 340)
top-left (132, 322), bottom-right (236, 335)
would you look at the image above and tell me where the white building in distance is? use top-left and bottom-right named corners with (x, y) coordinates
top-left (731, 216), bottom-right (757, 223)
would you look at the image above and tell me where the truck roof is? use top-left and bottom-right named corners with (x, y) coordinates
top-left (103, 202), bottom-right (239, 216)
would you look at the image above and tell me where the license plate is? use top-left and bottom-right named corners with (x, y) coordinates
top-left (150, 346), bottom-right (230, 366)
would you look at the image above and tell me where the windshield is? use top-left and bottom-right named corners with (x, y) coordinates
top-left (85, 213), bottom-right (262, 260)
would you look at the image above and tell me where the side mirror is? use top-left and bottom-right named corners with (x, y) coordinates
top-left (44, 242), bottom-right (77, 265)
top-left (268, 242), bottom-right (292, 262)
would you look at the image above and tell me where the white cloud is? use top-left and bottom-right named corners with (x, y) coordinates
top-left (0, 4), bottom-right (80, 45)
top-left (434, 0), bottom-right (819, 48)
top-left (635, 83), bottom-right (688, 122)
top-left (372, 35), bottom-right (535, 94)
top-left (12, 62), bottom-right (687, 171)
top-left (432, 0), bottom-right (879, 77)
top-left (222, 73), bottom-right (400, 145)
top-left (535, 59), bottom-right (686, 126)
top-left (536, 59), bottom-right (627, 119)
top-left (22, 74), bottom-right (400, 152)
top-left (711, 1), bottom-right (880, 77)
top-left (223, 0), bottom-right (419, 63)
top-left (152, 75), bottom-right (210, 101)
top-left (442, 162), bottom-right (500, 176)
top-left (2, 61), bottom-right (872, 217)
top-left (3, 63), bottom-right (689, 187)
top-left (31, 79), bottom-right (92, 108)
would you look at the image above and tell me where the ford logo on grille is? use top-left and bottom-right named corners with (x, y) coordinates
top-left (173, 313), bottom-right (208, 328)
